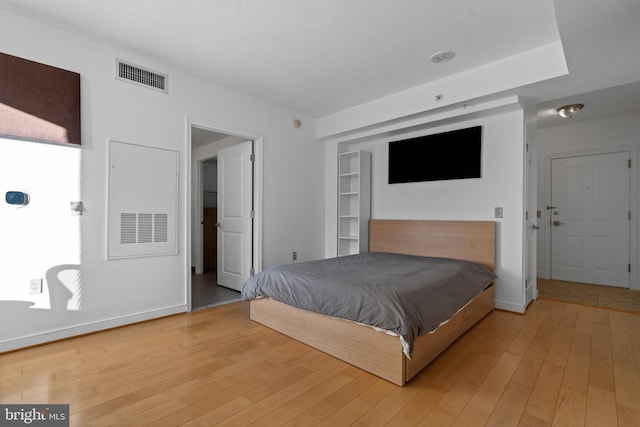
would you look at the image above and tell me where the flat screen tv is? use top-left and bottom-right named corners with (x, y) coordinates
top-left (388, 126), bottom-right (482, 184)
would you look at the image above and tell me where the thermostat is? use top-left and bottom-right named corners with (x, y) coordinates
top-left (5, 191), bottom-right (30, 206)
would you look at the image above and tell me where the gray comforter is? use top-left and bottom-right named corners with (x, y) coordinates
top-left (241, 252), bottom-right (496, 358)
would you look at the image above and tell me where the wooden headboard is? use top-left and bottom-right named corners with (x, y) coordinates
top-left (369, 219), bottom-right (496, 271)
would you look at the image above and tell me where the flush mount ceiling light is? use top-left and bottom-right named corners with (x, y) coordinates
top-left (430, 50), bottom-right (455, 64)
top-left (557, 103), bottom-right (584, 119)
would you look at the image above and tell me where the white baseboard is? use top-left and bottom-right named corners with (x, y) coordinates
top-left (494, 300), bottom-right (526, 314)
top-left (0, 304), bottom-right (187, 353)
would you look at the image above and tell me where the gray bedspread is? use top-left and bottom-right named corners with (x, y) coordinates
top-left (241, 252), bottom-right (496, 358)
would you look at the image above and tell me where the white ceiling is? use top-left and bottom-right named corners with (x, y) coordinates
top-left (1, 0), bottom-right (639, 125)
top-left (536, 81), bottom-right (640, 129)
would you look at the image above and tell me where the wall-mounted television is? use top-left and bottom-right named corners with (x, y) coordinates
top-left (388, 125), bottom-right (482, 184)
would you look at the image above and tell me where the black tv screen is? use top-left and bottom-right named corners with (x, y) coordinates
top-left (388, 126), bottom-right (482, 184)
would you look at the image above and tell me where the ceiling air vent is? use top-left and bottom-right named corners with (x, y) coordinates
top-left (116, 59), bottom-right (168, 93)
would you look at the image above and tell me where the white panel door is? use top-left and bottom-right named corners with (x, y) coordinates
top-left (550, 152), bottom-right (630, 287)
top-left (217, 141), bottom-right (253, 291)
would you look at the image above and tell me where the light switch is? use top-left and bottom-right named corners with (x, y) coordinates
top-left (494, 207), bottom-right (503, 218)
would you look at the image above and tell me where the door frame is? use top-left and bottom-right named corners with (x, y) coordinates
top-left (523, 111), bottom-right (538, 307)
top-left (184, 119), bottom-right (263, 312)
top-left (543, 145), bottom-right (638, 290)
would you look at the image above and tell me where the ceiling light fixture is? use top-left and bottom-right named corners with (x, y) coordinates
top-left (556, 103), bottom-right (584, 119)
top-left (430, 50), bottom-right (455, 64)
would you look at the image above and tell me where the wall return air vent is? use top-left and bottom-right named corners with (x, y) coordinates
top-left (116, 59), bottom-right (168, 93)
top-left (120, 212), bottom-right (168, 244)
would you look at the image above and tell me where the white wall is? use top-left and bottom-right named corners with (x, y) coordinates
top-left (0, 139), bottom-right (82, 313)
top-left (325, 106), bottom-right (528, 312)
top-left (536, 113), bottom-right (640, 289)
top-left (0, 9), bottom-right (325, 351)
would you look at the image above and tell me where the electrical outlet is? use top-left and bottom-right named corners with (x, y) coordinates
top-left (29, 278), bottom-right (42, 294)
top-left (292, 251), bottom-right (297, 261)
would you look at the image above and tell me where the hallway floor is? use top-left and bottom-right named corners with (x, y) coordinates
top-left (192, 270), bottom-right (241, 310)
top-left (537, 278), bottom-right (640, 314)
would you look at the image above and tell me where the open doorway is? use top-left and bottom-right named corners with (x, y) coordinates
top-left (540, 149), bottom-right (635, 304)
top-left (192, 155), bottom-right (239, 310)
top-left (188, 124), bottom-right (262, 310)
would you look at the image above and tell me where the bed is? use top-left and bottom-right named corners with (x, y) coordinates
top-left (243, 219), bottom-right (496, 386)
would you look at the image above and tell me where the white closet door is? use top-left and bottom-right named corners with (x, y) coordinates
top-left (217, 141), bottom-right (253, 291)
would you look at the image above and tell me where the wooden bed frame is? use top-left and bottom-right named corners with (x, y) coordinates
top-left (249, 219), bottom-right (496, 386)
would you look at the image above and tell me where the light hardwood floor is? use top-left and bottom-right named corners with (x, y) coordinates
top-left (2, 299), bottom-right (640, 426)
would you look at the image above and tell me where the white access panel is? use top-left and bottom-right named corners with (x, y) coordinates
top-left (107, 140), bottom-right (178, 259)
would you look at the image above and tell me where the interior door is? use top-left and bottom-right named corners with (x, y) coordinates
top-left (217, 141), bottom-right (253, 291)
top-left (550, 152), bottom-right (630, 287)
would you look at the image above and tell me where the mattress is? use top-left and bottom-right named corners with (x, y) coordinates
top-left (241, 252), bottom-right (496, 358)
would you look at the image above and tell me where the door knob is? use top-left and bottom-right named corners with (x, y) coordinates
top-left (531, 225), bottom-right (540, 230)
top-left (215, 222), bottom-right (221, 227)
top-left (552, 220), bottom-right (564, 226)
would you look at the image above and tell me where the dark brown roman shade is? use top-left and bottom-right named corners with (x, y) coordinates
top-left (0, 52), bottom-right (81, 145)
